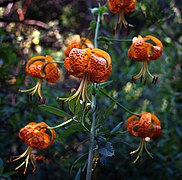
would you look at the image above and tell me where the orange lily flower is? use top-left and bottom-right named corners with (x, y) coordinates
top-left (19, 55), bottom-right (60, 101)
top-left (64, 34), bottom-right (94, 57)
top-left (126, 112), bottom-right (162, 163)
top-left (10, 122), bottom-right (56, 174)
top-left (108, 0), bottom-right (137, 29)
top-left (128, 35), bottom-right (163, 83)
top-left (57, 48), bottom-right (112, 102)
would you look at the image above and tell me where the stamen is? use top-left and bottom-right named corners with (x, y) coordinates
top-left (15, 161), bottom-right (26, 171)
top-left (144, 140), bottom-right (153, 159)
top-left (30, 155), bottom-right (36, 170)
top-left (152, 76), bottom-right (156, 84)
top-left (57, 76), bottom-right (85, 102)
top-left (57, 74), bottom-right (90, 103)
top-left (10, 147), bottom-right (30, 162)
top-left (140, 75), bottom-right (143, 83)
top-left (154, 76), bottom-right (158, 84)
top-left (120, 10), bottom-right (127, 28)
top-left (37, 79), bottom-right (43, 99)
top-left (24, 150), bottom-right (31, 174)
top-left (130, 138), bottom-right (154, 163)
top-left (132, 62), bottom-right (145, 81)
top-left (11, 147), bottom-right (33, 174)
top-left (132, 61), bottom-right (158, 84)
top-left (19, 79), bottom-right (43, 99)
top-left (130, 138), bottom-right (145, 164)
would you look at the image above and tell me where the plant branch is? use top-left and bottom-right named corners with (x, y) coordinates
top-left (0, 18), bottom-right (50, 29)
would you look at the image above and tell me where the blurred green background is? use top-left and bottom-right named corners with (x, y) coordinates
top-left (0, 0), bottom-right (181, 179)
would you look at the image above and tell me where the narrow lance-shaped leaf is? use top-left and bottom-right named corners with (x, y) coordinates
top-left (39, 104), bottom-right (72, 118)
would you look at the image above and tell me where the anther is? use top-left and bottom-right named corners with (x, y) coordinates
top-left (140, 75), bottom-right (143, 83)
top-left (154, 77), bottom-right (158, 84)
top-left (39, 98), bottom-right (46, 104)
top-left (152, 76), bottom-right (156, 84)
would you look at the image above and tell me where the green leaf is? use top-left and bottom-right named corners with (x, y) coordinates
top-left (97, 81), bottom-right (113, 89)
top-left (74, 167), bottom-right (81, 180)
top-left (96, 101), bottom-right (115, 126)
top-left (110, 122), bottom-right (123, 135)
top-left (98, 6), bottom-right (108, 14)
top-left (68, 98), bottom-right (81, 115)
top-left (0, 158), bottom-right (4, 174)
top-left (58, 123), bottom-right (86, 139)
top-left (89, 20), bottom-right (96, 30)
top-left (98, 142), bottom-right (115, 157)
top-left (0, 171), bottom-right (18, 177)
top-left (39, 104), bottom-right (72, 118)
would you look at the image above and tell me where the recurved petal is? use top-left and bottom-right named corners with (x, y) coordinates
top-left (64, 48), bottom-right (89, 78)
top-left (126, 115), bottom-right (140, 137)
top-left (80, 37), bottom-right (94, 49)
top-left (45, 64), bottom-right (61, 83)
top-left (150, 114), bottom-right (162, 137)
top-left (123, 0), bottom-right (137, 13)
top-left (64, 35), bottom-right (81, 57)
top-left (138, 113), bottom-right (152, 137)
top-left (108, 0), bottom-right (122, 14)
top-left (144, 35), bottom-right (163, 60)
top-left (18, 122), bottom-right (37, 141)
top-left (87, 49), bottom-right (112, 82)
top-left (27, 131), bottom-right (51, 149)
top-left (144, 35), bottom-right (163, 49)
top-left (148, 45), bottom-right (163, 60)
top-left (91, 48), bottom-right (112, 66)
top-left (26, 56), bottom-right (46, 78)
top-left (151, 125), bottom-right (162, 138)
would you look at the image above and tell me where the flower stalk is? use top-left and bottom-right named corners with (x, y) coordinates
top-left (47, 118), bottom-right (75, 130)
top-left (86, 6), bottom-right (100, 180)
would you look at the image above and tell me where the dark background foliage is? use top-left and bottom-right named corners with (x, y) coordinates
top-left (0, 0), bottom-right (181, 179)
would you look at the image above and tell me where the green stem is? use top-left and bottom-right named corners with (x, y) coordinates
top-left (98, 36), bottom-right (132, 43)
top-left (86, 6), bottom-right (100, 180)
top-left (99, 89), bottom-right (139, 116)
top-left (48, 118), bottom-right (74, 129)
top-left (94, 11), bottom-right (100, 49)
